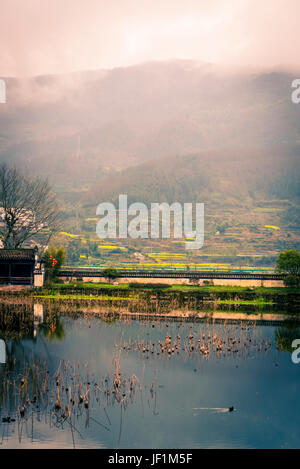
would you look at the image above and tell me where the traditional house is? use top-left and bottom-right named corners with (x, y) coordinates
top-left (0, 248), bottom-right (44, 286)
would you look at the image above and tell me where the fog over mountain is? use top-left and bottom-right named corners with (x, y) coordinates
top-left (0, 60), bottom-right (299, 201)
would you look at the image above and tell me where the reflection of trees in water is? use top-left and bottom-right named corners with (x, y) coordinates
top-left (39, 311), bottom-right (65, 341)
top-left (275, 322), bottom-right (300, 353)
top-left (0, 302), bottom-right (65, 407)
top-left (0, 302), bottom-right (157, 446)
top-left (1, 300), bottom-right (300, 446)
top-left (0, 301), bottom-right (65, 342)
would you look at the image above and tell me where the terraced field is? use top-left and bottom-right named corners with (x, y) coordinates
top-left (54, 198), bottom-right (300, 273)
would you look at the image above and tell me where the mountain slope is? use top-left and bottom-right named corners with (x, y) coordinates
top-left (85, 145), bottom-right (300, 207)
top-left (1, 60), bottom-right (299, 189)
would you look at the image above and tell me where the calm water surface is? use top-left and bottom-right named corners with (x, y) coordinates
top-left (0, 305), bottom-right (299, 449)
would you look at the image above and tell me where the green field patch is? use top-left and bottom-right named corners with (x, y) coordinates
top-left (169, 285), bottom-right (299, 294)
top-left (205, 298), bottom-right (275, 306)
top-left (34, 294), bottom-right (135, 300)
top-left (52, 282), bottom-right (130, 289)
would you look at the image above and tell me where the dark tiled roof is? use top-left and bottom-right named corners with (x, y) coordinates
top-left (0, 249), bottom-right (36, 261)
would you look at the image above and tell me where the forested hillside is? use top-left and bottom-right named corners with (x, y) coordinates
top-left (86, 146), bottom-right (300, 207)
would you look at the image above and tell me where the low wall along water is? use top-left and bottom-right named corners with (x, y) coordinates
top-left (60, 275), bottom-right (285, 288)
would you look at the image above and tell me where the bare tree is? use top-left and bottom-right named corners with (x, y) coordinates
top-left (0, 163), bottom-right (60, 250)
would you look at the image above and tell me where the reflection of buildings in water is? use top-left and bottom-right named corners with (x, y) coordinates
top-left (33, 303), bottom-right (44, 338)
top-left (0, 339), bottom-right (6, 363)
top-left (0, 302), bottom-right (44, 340)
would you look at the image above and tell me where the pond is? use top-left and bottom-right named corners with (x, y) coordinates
top-left (0, 303), bottom-right (300, 449)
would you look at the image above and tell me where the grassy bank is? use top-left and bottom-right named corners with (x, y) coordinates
top-left (41, 281), bottom-right (300, 295)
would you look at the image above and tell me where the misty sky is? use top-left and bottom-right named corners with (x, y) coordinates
top-left (0, 0), bottom-right (299, 77)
